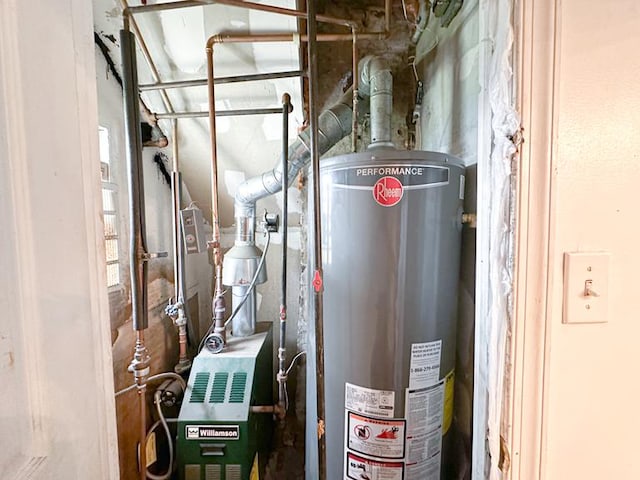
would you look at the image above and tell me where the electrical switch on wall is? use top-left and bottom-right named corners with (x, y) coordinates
top-left (563, 252), bottom-right (611, 324)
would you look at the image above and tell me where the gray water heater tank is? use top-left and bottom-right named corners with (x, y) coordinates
top-left (306, 148), bottom-right (465, 480)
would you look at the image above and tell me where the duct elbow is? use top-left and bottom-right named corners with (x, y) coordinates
top-left (232, 85), bottom-right (370, 247)
top-left (358, 57), bottom-right (383, 93)
top-left (359, 56), bottom-right (394, 148)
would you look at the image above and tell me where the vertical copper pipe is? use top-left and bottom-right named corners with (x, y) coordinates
top-left (385, 0), bottom-right (392, 32)
top-left (206, 40), bottom-right (227, 343)
top-left (138, 383), bottom-right (147, 478)
top-left (306, 2), bottom-right (327, 479)
top-left (178, 327), bottom-right (188, 364)
top-left (204, 30), bottom-right (364, 348)
top-left (206, 43), bottom-right (220, 259)
top-left (351, 27), bottom-right (359, 152)
top-left (129, 329), bottom-right (150, 480)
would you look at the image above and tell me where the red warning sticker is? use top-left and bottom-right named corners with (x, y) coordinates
top-left (346, 452), bottom-right (404, 480)
top-left (347, 412), bottom-right (406, 459)
top-left (372, 176), bottom-right (404, 207)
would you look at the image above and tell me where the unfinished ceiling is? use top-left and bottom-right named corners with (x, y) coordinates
top-left (93, 0), bottom-right (305, 225)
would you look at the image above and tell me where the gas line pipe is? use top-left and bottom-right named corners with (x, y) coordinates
top-left (276, 93), bottom-right (293, 417)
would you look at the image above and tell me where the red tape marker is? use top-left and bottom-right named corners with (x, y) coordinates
top-left (312, 270), bottom-right (323, 293)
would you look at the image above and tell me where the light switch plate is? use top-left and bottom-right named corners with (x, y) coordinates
top-left (563, 252), bottom-right (610, 324)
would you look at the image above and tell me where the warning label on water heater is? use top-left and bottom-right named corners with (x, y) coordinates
top-left (345, 383), bottom-right (395, 418)
top-left (347, 412), bottom-right (406, 459)
top-left (346, 452), bottom-right (405, 480)
top-left (404, 381), bottom-right (445, 480)
top-left (409, 340), bottom-right (442, 390)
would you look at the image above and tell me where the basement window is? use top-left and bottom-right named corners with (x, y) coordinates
top-left (98, 126), bottom-right (121, 288)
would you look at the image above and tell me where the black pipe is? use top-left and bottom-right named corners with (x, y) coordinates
top-left (121, 29), bottom-right (149, 331)
top-left (138, 70), bottom-right (304, 91)
top-left (278, 94), bottom-right (293, 412)
top-left (307, 3), bottom-right (327, 479)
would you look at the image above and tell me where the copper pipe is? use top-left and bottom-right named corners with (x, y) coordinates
top-left (212, 32), bottom-right (384, 43)
top-left (119, 0), bottom-right (175, 115)
top-left (121, 0), bottom-right (391, 126)
top-left (250, 405), bottom-right (276, 414)
top-left (385, 0), bottom-right (392, 33)
top-left (250, 404), bottom-right (287, 415)
top-left (206, 40), bottom-right (227, 343)
top-left (205, 28), bottom-right (360, 344)
top-left (306, 1), bottom-right (327, 476)
top-left (125, 0), bottom-right (356, 28)
top-left (129, 330), bottom-right (150, 480)
top-left (206, 43), bottom-right (220, 252)
top-left (178, 326), bottom-right (188, 363)
top-left (204, 29), bottom-right (360, 345)
top-left (216, 0), bottom-right (355, 28)
top-left (138, 384), bottom-right (147, 480)
top-left (352, 27), bottom-right (359, 152)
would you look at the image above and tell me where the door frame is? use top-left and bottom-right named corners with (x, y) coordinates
top-left (506, 0), bottom-right (557, 478)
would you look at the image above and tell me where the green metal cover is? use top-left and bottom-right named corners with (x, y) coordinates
top-left (177, 324), bottom-right (273, 480)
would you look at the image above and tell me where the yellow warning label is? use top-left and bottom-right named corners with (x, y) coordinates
top-left (250, 452), bottom-right (260, 480)
top-left (443, 370), bottom-right (455, 435)
top-left (145, 431), bottom-right (157, 468)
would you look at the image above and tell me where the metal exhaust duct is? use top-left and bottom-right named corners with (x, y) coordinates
top-left (359, 55), bottom-right (394, 149)
top-left (223, 79), bottom-right (371, 337)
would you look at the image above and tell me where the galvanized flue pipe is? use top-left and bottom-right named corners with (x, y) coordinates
top-left (155, 108), bottom-right (284, 120)
top-left (138, 69), bottom-right (304, 91)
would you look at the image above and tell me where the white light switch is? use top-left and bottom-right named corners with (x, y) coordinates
top-left (563, 252), bottom-right (610, 324)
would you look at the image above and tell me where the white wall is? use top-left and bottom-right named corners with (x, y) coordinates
top-left (512, 1), bottom-right (640, 478)
top-left (541, 1), bottom-right (640, 478)
top-left (0, 0), bottom-right (119, 478)
top-left (418, 0), bottom-right (480, 166)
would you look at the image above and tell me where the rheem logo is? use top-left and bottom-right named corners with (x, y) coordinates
top-left (372, 176), bottom-right (403, 207)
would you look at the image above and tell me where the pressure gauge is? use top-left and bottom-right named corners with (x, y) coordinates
top-left (204, 333), bottom-right (225, 354)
